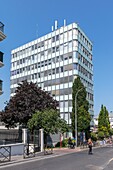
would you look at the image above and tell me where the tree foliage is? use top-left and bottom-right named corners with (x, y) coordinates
top-left (71, 76), bottom-right (90, 136)
top-left (90, 132), bottom-right (97, 141)
top-left (0, 80), bottom-right (59, 128)
top-left (77, 106), bottom-right (91, 132)
top-left (98, 105), bottom-right (110, 137)
top-left (97, 131), bottom-right (105, 140)
top-left (28, 109), bottom-right (69, 135)
top-left (109, 128), bottom-right (113, 136)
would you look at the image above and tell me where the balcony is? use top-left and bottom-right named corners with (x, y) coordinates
top-left (0, 80), bottom-right (3, 95)
top-left (0, 51), bottom-right (4, 67)
top-left (0, 22), bottom-right (6, 41)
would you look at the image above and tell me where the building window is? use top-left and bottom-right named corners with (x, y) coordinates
top-left (32, 45), bottom-right (34, 50)
top-left (60, 44), bottom-right (63, 51)
top-left (41, 52), bottom-right (44, 56)
top-left (17, 69), bottom-right (19, 74)
top-left (35, 64), bottom-right (37, 69)
top-left (60, 34), bottom-right (63, 40)
top-left (12, 62), bottom-right (15, 67)
top-left (56, 56), bottom-right (59, 62)
top-left (60, 101), bottom-right (64, 107)
top-left (52, 36), bottom-right (55, 42)
top-left (56, 35), bottom-right (59, 41)
top-left (52, 69), bottom-right (55, 74)
top-left (48, 48), bottom-right (51, 54)
top-left (56, 67), bottom-right (59, 73)
top-left (56, 46), bottom-right (59, 52)
top-left (64, 101), bottom-right (68, 107)
top-left (60, 66), bottom-right (63, 72)
top-left (69, 56), bottom-right (72, 59)
top-left (52, 47), bottom-right (55, 53)
top-left (64, 32), bottom-right (67, 38)
top-left (17, 60), bottom-right (19, 65)
top-left (45, 50), bottom-right (48, 56)
top-left (23, 58), bottom-right (25, 63)
top-left (32, 55), bottom-right (34, 60)
top-left (69, 41), bottom-right (72, 48)
top-left (32, 74), bottom-right (34, 80)
top-left (35, 44), bottom-right (37, 49)
top-left (38, 73), bottom-right (40, 78)
top-left (41, 41), bottom-right (44, 47)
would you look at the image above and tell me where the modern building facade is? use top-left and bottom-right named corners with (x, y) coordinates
top-left (0, 21), bottom-right (6, 95)
top-left (10, 21), bottom-right (94, 125)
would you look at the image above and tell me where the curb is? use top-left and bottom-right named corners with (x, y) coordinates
top-left (0, 144), bottom-right (111, 167)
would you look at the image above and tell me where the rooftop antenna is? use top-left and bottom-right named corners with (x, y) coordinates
top-left (64, 19), bottom-right (66, 26)
top-left (52, 25), bottom-right (54, 31)
top-left (55, 20), bottom-right (58, 30)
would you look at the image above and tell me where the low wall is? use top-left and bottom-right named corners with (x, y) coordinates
top-left (11, 143), bottom-right (24, 155)
top-left (0, 143), bottom-right (24, 156)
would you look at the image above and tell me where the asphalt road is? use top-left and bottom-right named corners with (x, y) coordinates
top-left (1, 146), bottom-right (113, 170)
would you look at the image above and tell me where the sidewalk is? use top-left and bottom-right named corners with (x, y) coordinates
top-left (0, 147), bottom-right (84, 166)
top-left (54, 147), bottom-right (82, 154)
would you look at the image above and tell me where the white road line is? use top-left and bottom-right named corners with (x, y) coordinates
top-left (102, 157), bottom-right (113, 169)
top-left (0, 152), bottom-right (76, 169)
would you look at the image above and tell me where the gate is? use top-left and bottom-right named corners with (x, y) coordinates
top-left (23, 130), bottom-right (41, 158)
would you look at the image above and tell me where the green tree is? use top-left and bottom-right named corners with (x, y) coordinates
top-left (71, 76), bottom-right (90, 137)
top-left (98, 105), bottom-right (105, 131)
top-left (104, 107), bottom-right (110, 132)
top-left (28, 109), bottom-right (69, 142)
top-left (98, 105), bottom-right (110, 137)
top-left (0, 80), bottom-right (58, 128)
top-left (77, 106), bottom-right (91, 132)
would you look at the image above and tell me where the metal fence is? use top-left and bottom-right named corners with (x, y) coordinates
top-left (0, 146), bottom-right (11, 162)
top-left (0, 129), bottom-right (22, 145)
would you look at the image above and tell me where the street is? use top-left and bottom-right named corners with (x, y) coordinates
top-left (1, 146), bottom-right (113, 170)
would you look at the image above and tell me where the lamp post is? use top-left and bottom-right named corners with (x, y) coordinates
top-left (75, 88), bottom-right (83, 147)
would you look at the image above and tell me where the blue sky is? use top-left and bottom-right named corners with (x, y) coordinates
top-left (0, 0), bottom-right (113, 115)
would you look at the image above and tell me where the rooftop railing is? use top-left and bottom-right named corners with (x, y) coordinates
top-left (0, 80), bottom-right (2, 92)
top-left (0, 22), bottom-right (4, 33)
top-left (0, 52), bottom-right (3, 63)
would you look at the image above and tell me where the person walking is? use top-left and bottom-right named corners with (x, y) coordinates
top-left (88, 138), bottom-right (93, 154)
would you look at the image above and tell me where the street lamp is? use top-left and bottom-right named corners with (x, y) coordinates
top-left (75, 88), bottom-right (83, 147)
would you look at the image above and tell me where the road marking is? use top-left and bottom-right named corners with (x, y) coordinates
top-left (102, 157), bottom-right (113, 169)
top-left (0, 152), bottom-right (78, 169)
top-left (86, 165), bottom-right (103, 170)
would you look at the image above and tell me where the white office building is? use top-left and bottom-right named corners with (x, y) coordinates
top-left (10, 21), bottom-right (94, 125)
top-left (0, 22), bottom-right (6, 95)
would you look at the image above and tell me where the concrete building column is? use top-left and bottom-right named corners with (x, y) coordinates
top-left (40, 129), bottom-right (44, 152)
top-left (22, 128), bottom-right (28, 144)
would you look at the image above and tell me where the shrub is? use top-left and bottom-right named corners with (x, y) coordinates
top-left (55, 138), bottom-right (68, 147)
top-left (55, 141), bottom-right (60, 147)
top-left (62, 138), bottom-right (68, 147)
top-left (109, 129), bottom-right (113, 136)
top-left (105, 132), bottom-right (109, 138)
top-left (98, 131), bottom-right (105, 140)
top-left (90, 132), bottom-right (97, 141)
